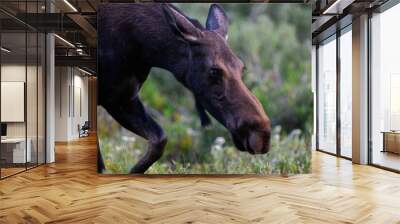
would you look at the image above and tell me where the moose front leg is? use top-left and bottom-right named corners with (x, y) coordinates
top-left (104, 98), bottom-right (167, 174)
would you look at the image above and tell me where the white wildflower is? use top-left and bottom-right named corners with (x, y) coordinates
top-left (215, 137), bottom-right (226, 145)
top-left (122, 135), bottom-right (136, 142)
top-left (133, 149), bottom-right (141, 156)
top-left (115, 145), bottom-right (122, 152)
top-left (289, 129), bottom-right (302, 137)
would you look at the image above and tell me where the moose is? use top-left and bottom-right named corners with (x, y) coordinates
top-left (97, 3), bottom-right (271, 173)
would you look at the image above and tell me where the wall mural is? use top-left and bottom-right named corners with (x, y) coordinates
top-left (97, 3), bottom-right (312, 174)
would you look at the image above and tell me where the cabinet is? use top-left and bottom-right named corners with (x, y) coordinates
top-left (382, 132), bottom-right (400, 154)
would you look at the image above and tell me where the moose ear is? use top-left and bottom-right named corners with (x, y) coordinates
top-left (206, 4), bottom-right (229, 40)
top-left (162, 4), bottom-right (202, 42)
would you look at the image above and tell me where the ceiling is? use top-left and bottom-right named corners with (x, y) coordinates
top-left (0, 0), bottom-right (102, 73)
top-left (311, 0), bottom-right (390, 43)
top-left (1, 0), bottom-right (392, 72)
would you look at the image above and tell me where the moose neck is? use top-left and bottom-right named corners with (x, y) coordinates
top-left (147, 37), bottom-right (192, 85)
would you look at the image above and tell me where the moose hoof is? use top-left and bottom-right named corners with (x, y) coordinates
top-left (130, 166), bottom-right (146, 174)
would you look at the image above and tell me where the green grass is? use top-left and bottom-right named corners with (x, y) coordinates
top-left (98, 107), bottom-right (311, 175)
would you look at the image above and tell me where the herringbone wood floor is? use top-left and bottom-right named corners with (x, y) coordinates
top-left (1, 135), bottom-right (400, 224)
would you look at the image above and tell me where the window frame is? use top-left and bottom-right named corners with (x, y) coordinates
top-left (315, 23), bottom-right (353, 161)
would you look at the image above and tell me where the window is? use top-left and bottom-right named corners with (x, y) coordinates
top-left (339, 28), bottom-right (352, 158)
top-left (370, 3), bottom-right (400, 171)
top-left (317, 36), bottom-right (337, 154)
top-left (1, 31), bottom-right (28, 178)
top-left (0, 1), bottom-right (47, 179)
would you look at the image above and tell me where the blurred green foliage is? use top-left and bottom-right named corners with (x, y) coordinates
top-left (98, 3), bottom-right (312, 175)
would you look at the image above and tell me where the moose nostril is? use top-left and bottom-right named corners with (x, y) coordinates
top-left (248, 132), bottom-right (263, 153)
top-left (247, 129), bottom-right (271, 154)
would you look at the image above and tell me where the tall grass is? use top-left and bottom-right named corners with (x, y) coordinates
top-left (99, 107), bottom-right (311, 175)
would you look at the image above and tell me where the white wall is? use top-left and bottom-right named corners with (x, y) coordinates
top-left (55, 67), bottom-right (89, 141)
top-left (1, 65), bottom-right (26, 138)
top-left (55, 66), bottom-right (69, 141)
top-left (72, 73), bottom-right (89, 138)
top-left (1, 65), bottom-right (39, 138)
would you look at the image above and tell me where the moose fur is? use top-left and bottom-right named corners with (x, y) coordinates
top-left (97, 3), bottom-right (271, 173)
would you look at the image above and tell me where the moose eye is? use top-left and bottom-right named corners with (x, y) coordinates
top-left (209, 68), bottom-right (223, 79)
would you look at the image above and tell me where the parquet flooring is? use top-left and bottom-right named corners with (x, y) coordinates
top-left (1, 167), bottom-right (26, 178)
top-left (1, 135), bottom-right (400, 223)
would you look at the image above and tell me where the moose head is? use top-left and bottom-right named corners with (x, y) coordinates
top-left (163, 4), bottom-right (271, 154)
